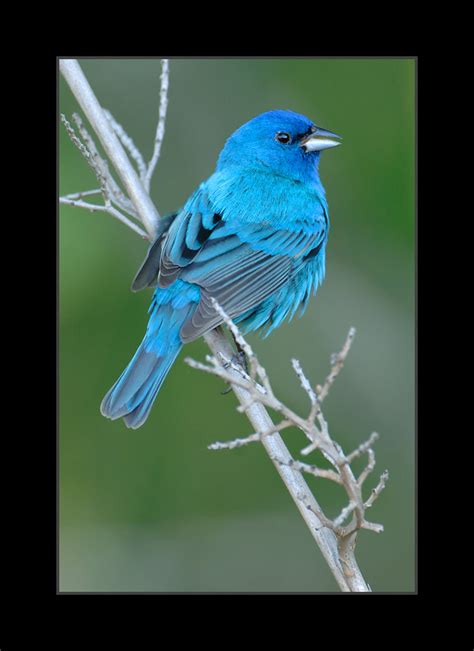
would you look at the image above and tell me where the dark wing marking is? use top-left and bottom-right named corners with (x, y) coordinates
top-left (157, 191), bottom-right (227, 288)
top-left (302, 238), bottom-right (325, 261)
top-left (154, 187), bottom-right (327, 342)
top-left (179, 249), bottom-right (292, 341)
top-left (131, 212), bottom-right (178, 292)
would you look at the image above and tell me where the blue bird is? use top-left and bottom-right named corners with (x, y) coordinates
top-left (101, 110), bottom-right (341, 428)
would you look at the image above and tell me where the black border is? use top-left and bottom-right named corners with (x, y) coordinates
top-left (56, 55), bottom-right (418, 597)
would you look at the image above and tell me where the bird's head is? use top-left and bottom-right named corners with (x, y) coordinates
top-left (216, 110), bottom-right (341, 184)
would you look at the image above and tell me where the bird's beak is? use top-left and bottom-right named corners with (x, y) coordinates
top-left (299, 126), bottom-right (342, 152)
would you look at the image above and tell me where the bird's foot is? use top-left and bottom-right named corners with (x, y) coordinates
top-left (221, 351), bottom-right (249, 395)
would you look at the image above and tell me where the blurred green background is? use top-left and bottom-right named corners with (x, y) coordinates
top-left (59, 58), bottom-right (415, 592)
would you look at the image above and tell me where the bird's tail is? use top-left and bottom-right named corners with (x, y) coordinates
top-left (100, 282), bottom-right (199, 429)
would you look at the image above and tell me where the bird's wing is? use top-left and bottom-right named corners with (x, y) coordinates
top-left (154, 186), bottom-right (327, 342)
top-left (131, 212), bottom-right (178, 291)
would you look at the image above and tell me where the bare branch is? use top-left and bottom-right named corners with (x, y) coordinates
top-left (59, 197), bottom-right (148, 238)
top-left (70, 113), bottom-right (112, 201)
top-left (298, 492), bottom-right (345, 535)
top-left (364, 470), bottom-right (389, 509)
top-left (357, 448), bottom-right (376, 487)
top-left (61, 188), bottom-right (103, 200)
top-left (333, 501), bottom-right (357, 528)
top-left (300, 431), bottom-right (328, 457)
top-left (272, 456), bottom-right (342, 484)
top-left (362, 520), bottom-right (384, 534)
top-left (145, 58), bottom-right (170, 191)
top-left (104, 108), bottom-right (147, 181)
top-left (208, 433), bottom-right (261, 450)
top-left (60, 197), bottom-right (104, 212)
top-left (60, 59), bottom-right (160, 237)
top-left (316, 327), bottom-right (356, 403)
top-left (60, 113), bottom-right (148, 238)
top-left (208, 420), bottom-right (291, 451)
top-left (202, 327), bottom-right (360, 592)
top-left (187, 314), bottom-right (388, 592)
top-left (71, 113), bottom-right (138, 218)
top-left (347, 431), bottom-right (380, 464)
top-left (292, 358), bottom-right (319, 422)
top-left (60, 113), bottom-right (89, 159)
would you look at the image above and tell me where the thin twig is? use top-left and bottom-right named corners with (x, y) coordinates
top-left (145, 59), bottom-right (169, 191)
top-left (104, 108), bottom-right (147, 181)
top-left (347, 432), bottom-right (380, 464)
top-left (357, 448), bottom-right (376, 487)
top-left (292, 358), bottom-right (319, 422)
top-left (61, 188), bottom-right (102, 200)
top-left (316, 327), bottom-right (356, 403)
top-left (59, 197), bottom-right (148, 238)
top-left (208, 433), bottom-right (261, 450)
top-left (364, 470), bottom-right (389, 509)
top-left (72, 113), bottom-right (138, 218)
top-left (298, 493), bottom-right (345, 536)
top-left (208, 420), bottom-right (291, 450)
top-left (60, 59), bottom-right (160, 237)
top-left (333, 501), bottom-right (357, 528)
top-left (272, 456), bottom-right (342, 484)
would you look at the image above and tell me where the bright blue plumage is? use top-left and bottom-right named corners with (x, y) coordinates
top-left (101, 110), bottom-right (341, 428)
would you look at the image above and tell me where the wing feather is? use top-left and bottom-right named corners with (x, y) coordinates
top-left (134, 185), bottom-right (326, 341)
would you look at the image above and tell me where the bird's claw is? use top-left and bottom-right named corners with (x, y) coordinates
top-left (220, 351), bottom-right (248, 395)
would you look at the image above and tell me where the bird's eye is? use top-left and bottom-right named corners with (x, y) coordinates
top-left (275, 131), bottom-right (291, 144)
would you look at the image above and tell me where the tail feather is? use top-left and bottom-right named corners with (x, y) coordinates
top-left (122, 361), bottom-right (176, 428)
top-left (102, 345), bottom-right (161, 414)
top-left (101, 281), bottom-right (200, 429)
top-left (100, 341), bottom-right (181, 428)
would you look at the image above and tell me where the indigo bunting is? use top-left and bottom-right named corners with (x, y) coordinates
top-left (101, 110), bottom-right (341, 428)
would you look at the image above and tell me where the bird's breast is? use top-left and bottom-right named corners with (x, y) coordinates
top-left (207, 168), bottom-right (326, 229)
